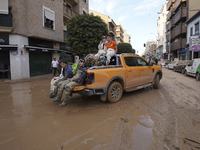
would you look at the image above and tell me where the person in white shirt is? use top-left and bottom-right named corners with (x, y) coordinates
top-left (51, 58), bottom-right (59, 76)
top-left (95, 36), bottom-right (107, 58)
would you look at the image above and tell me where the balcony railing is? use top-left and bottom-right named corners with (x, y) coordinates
top-left (171, 38), bottom-right (186, 51)
top-left (171, 23), bottom-right (186, 39)
top-left (167, 0), bottom-right (175, 11)
top-left (63, 4), bottom-right (78, 18)
top-left (173, 7), bottom-right (187, 25)
top-left (173, 0), bottom-right (186, 12)
top-left (109, 27), bottom-right (115, 34)
top-left (0, 14), bottom-right (13, 27)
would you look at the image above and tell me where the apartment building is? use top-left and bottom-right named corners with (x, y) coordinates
top-left (166, 0), bottom-right (200, 60)
top-left (186, 11), bottom-right (200, 59)
top-left (144, 40), bottom-right (156, 58)
top-left (116, 23), bottom-right (124, 43)
top-left (123, 30), bottom-right (131, 44)
top-left (157, 4), bottom-right (168, 59)
top-left (0, 0), bottom-right (88, 80)
top-left (89, 10), bottom-right (117, 42)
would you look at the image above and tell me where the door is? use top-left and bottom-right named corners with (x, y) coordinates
top-left (29, 51), bottom-right (52, 77)
top-left (187, 60), bottom-right (194, 74)
top-left (124, 57), bottom-right (141, 88)
top-left (135, 57), bottom-right (153, 84)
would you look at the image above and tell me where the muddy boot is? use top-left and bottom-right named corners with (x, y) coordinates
top-left (59, 101), bottom-right (67, 107)
top-left (49, 93), bottom-right (56, 98)
top-left (52, 98), bottom-right (61, 103)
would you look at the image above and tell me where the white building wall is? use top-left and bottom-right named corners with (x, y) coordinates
top-left (187, 16), bottom-right (200, 43)
top-left (9, 34), bottom-right (30, 80)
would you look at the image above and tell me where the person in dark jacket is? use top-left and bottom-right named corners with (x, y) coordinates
top-left (53, 59), bottom-right (87, 107)
top-left (50, 60), bottom-right (73, 98)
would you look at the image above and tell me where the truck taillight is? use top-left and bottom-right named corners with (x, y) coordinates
top-left (87, 72), bottom-right (94, 85)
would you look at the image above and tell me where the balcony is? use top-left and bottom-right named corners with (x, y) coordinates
top-left (0, 14), bottom-right (13, 32)
top-left (171, 38), bottom-right (186, 51)
top-left (66, 0), bottom-right (78, 6)
top-left (171, 23), bottom-right (186, 39)
top-left (167, 0), bottom-right (175, 11)
top-left (63, 4), bottom-right (78, 19)
top-left (167, 10), bottom-right (172, 21)
top-left (173, 7), bottom-right (187, 25)
top-left (173, 0), bottom-right (186, 12)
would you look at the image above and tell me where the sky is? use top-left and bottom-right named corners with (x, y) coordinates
top-left (89, 0), bottom-right (167, 55)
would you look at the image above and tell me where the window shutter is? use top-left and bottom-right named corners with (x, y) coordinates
top-left (0, 0), bottom-right (8, 14)
top-left (44, 9), bottom-right (54, 21)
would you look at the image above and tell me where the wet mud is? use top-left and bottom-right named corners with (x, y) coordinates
top-left (0, 69), bottom-right (200, 150)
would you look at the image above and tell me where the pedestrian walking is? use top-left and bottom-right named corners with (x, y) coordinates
top-left (51, 58), bottom-right (59, 76)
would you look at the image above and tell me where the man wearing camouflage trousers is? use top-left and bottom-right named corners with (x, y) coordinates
top-left (52, 59), bottom-right (87, 107)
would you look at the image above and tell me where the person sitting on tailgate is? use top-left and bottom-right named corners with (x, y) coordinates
top-left (105, 35), bottom-right (117, 65)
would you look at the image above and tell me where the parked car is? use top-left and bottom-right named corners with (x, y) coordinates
top-left (167, 61), bottom-right (178, 70)
top-left (185, 58), bottom-right (200, 81)
top-left (73, 54), bottom-right (162, 103)
top-left (174, 60), bottom-right (191, 74)
top-left (159, 59), bottom-right (170, 68)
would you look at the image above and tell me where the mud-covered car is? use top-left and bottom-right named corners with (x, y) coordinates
top-left (174, 60), bottom-right (191, 74)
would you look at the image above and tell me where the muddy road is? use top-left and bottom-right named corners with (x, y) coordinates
top-left (0, 69), bottom-right (200, 150)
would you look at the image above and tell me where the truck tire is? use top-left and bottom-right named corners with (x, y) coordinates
top-left (153, 75), bottom-right (160, 89)
top-left (196, 73), bottom-right (200, 81)
top-left (107, 82), bottom-right (123, 103)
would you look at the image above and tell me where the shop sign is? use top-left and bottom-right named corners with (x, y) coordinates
top-left (11, 50), bottom-right (18, 55)
top-left (190, 35), bottom-right (200, 51)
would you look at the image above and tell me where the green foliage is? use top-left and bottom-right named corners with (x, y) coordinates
top-left (67, 14), bottom-right (108, 56)
top-left (117, 43), bottom-right (135, 54)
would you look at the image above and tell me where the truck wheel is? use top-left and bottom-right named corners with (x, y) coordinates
top-left (107, 82), bottom-right (123, 103)
top-left (153, 75), bottom-right (160, 89)
top-left (196, 73), bottom-right (200, 81)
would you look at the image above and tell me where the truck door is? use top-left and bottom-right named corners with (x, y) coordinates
top-left (124, 57), bottom-right (141, 88)
top-left (135, 57), bottom-right (153, 84)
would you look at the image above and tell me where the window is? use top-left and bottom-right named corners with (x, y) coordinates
top-left (136, 57), bottom-right (148, 66)
top-left (190, 27), bottom-right (193, 36)
top-left (0, 0), bottom-right (8, 14)
top-left (195, 22), bottom-right (199, 35)
top-left (124, 57), bottom-right (137, 67)
top-left (83, 0), bottom-right (87, 3)
top-left (83, 10), bottom-right (87, 14)
top-left (43, 6), bottom-right (55, 30)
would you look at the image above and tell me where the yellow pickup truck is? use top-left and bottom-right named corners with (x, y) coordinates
top-left (73, 54), bottom-right (162, 103)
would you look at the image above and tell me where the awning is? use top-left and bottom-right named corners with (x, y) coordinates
top-left (0, 44), bottom-right (18, 51)
top-left (24, 45), bottom-right (72, 54)
top-left (179, 49), bottom-right (187, 54)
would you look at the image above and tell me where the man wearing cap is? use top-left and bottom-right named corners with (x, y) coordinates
top-left (95, 36), bottom-right (107, 58)
top-left (51, 57), bottom-right (59, 76)
top-left (52, 59), bottom-right (87, 107)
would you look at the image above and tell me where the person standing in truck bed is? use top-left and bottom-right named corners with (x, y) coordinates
top-left (105, 35), bottom-right (117, 65)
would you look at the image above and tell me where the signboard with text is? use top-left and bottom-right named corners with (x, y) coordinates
top-left (189, 35), bottom-right (200, 51)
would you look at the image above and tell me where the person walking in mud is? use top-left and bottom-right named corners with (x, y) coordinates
top-left (52, 59), bottom-right (87, 107)
top-left (51, 58), bottom-right (59, 76)
top-left (49, 60), bottom-right (73, 98)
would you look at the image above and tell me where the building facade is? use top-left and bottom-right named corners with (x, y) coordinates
top-left (166, 0), bottom-right (200, 61)
top-left (116, 23), bottom-right (124, 43)
top-left (123, 30), bottom-right (131, 44)
top-left (157, 4), bottom-right (168, 59)
top-left (89, 10), bottom-right (117, 42)
top-left (0, 0), bottom-right (88, 80)
top-left (144, 40), bottom-right (156, 59)
top-left (186, 11), bottom-right (200, 59)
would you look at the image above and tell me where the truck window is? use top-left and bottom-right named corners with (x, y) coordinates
top-left (124, 57), bottom-right (137, 66)
top-left (136, 57), bottom-right (148, 66)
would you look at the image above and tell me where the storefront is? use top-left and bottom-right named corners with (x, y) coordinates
top-left (25, 45), bottom-right (73, 77)
top-left (0, 34), bottom-right (17, 79)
